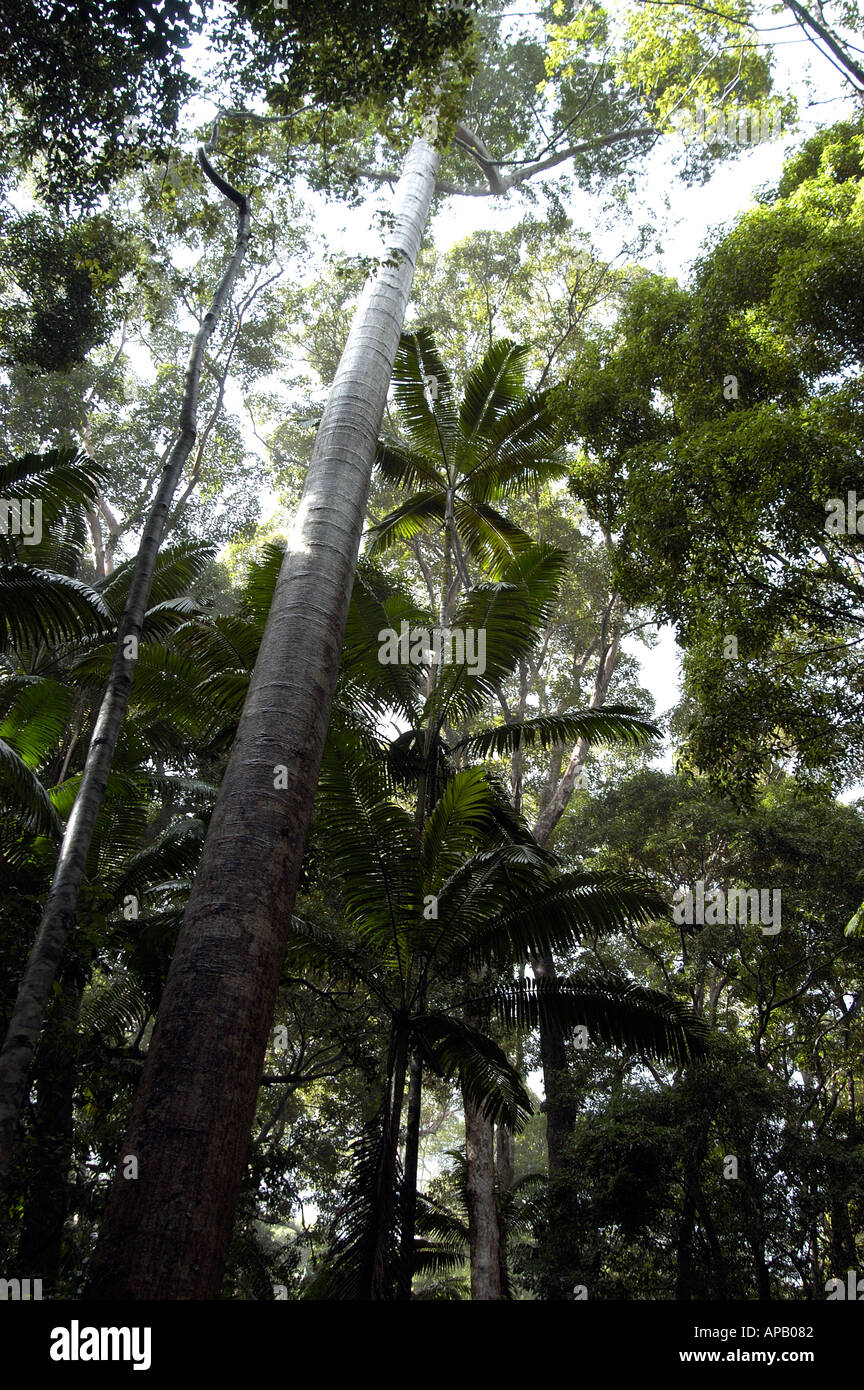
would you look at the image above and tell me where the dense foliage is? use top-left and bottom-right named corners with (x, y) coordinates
top-left (1, 0), bottom-right (862, 1309)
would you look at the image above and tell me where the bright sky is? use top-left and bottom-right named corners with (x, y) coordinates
top-left (284, 13), bottom-right (857, 742)
top-left (132, 7), bottom-right (860, 757)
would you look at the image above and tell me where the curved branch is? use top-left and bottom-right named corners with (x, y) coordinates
top-left (198, 146), bottom-right (251, 214)
top-left (452, 122), bottom-right (507, 195)
top-left (355, 124), bottom-right (658, 198)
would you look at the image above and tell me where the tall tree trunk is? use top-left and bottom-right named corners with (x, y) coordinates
top-left (529, 948), bottom-right (575, 1175)
top-left (0, 151), bottom-right (251, 1199)
top-left (496, 1124), bottom-right (514, 1191)
top-left (531, 600), bottom-right (622, 1174)
top-left (16, 973), bottom-right (81, 1294)
top-left (462, 1089), bottom-right (502, 1300)
top-left (366, 1027), bottom-right (409, 1301)
top-left (398, 1047), bottom-right (424, 1300)
top-left (86, 134), bottom-right (440, 1301)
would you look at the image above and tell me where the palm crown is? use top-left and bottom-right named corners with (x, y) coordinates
top-left (368, 328), bottom-right (568, 581)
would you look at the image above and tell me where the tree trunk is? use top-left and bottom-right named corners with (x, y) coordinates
top-left (530, 948), bottom-right (576, 1175)
top-left (829, 1198), bottom-right (857, 1273)
top-left (462, 1089), bottom-right (502, 1299)
top-left (496, 1123), bottom-right (514, 1191)
top-left (86, 134), bottom-right (440, 1301)
top-left (675, 1106), bottom-right (712, 1300)
top-left (0, 151), bottom-right (251, 1199)
top-left (398, 1047), bottom-right (423, 1300)
top-left (366, 1026), bottom-right (409, 1301)
top-left (16, 974), bottom-right (81, 1294)
top-left (531, 600), bottom-right (622, 1174)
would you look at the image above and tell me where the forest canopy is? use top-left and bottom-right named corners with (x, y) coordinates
top-left (0, 0), bottom-right (863, 1333)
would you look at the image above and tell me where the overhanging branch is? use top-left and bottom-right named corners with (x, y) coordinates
top-left (354, 124), bottom-right (658, 198)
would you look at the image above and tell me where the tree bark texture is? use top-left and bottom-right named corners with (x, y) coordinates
top-left (462, 1087), bottom-right (502, 1300)
top-left (86, 136), bottom-right (440, 1300)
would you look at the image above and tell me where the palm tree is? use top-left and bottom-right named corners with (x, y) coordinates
top-left (368, 327), bottom-right (567, 589)
top-left (295, 741), bottom-right (707, 1299)
top-left (359, 328), bottom-right (690, 1294)
top-left (413, 1157), bottom-right (545, 1300)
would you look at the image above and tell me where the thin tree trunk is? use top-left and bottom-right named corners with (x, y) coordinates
top-left (829, 1198), bottom-right (856, 1273)
top-left (0, 151), bottom-right (251, 1199)
top-left (529, 948), bottom-right (575, 1175)
top-left (460, 981), bottom-right (502, 1301)
top-left (530, 600), bottom-right (622, 1175)
top-left (16, 974), bottom-right (81, 1294)
top-left (462, 1089), bottom-right (502, 1299)
top-left (367, 1027), bottom-right (410, 1301)
top-left (86, 134), bottom-right (440, 1301)
top-left (398, 1047), bottom-right (424, 1299)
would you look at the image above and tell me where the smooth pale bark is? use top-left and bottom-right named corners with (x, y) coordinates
top-left (462, 1088), bottom-right (502, 1300)
top-left (0, 152), bottom-right (251, 1197)
top-left (86, 136), bottom-right (440, 1301)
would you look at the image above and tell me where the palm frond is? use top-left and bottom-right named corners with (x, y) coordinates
top-left (375, 441), bottom-right (443, 492)
top-left (111, 819), bottom-right (205, 900)
top-left (458, 340), bottom-right (530, 443)
top-left (414, 1191), bottom-right (469, 1249)
top-left (80, 971), bottom-right (150, 1043)
top-left (316, 1108), bottom-right (402, 1300)
top-left (475, 975), bottom-right (710, 1067)
top-left (421, 767), bottom-right (517, 891)
top-left (450, 497), bottom-right (533, 576)
top-left (411, 1012), bottom-right (532, 1130)
top-left (0, 677), bottom-right (77, 765)
top-left (455, 708), bottom-right (660, 760)
top-left (316, 732), bottom-right (422, 959)
top-left (238, 542), bottom-right (285, 624)
top-left (340, 563), bottom-right (427, 721)
top-left (430, 543), bottom-right (567, 723)
top-left (284, 916), bottom-right (389, 1002)
top-left (461, 869), bottom-right (671, 969)
top-left (462, 391), bottom-right (563, 498)
top-left (97, 539), bottom-right (214, 616)
top-left (0, 565), bottom-right (113, 653)
top-left (0, 448), bottom-right (107, 566)
top-left (0, 735), bottom-right (61, 836)
top-left (365, 491), bottom-right (445, 557)
top-left (391, 327), bottom-right (458, 454)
